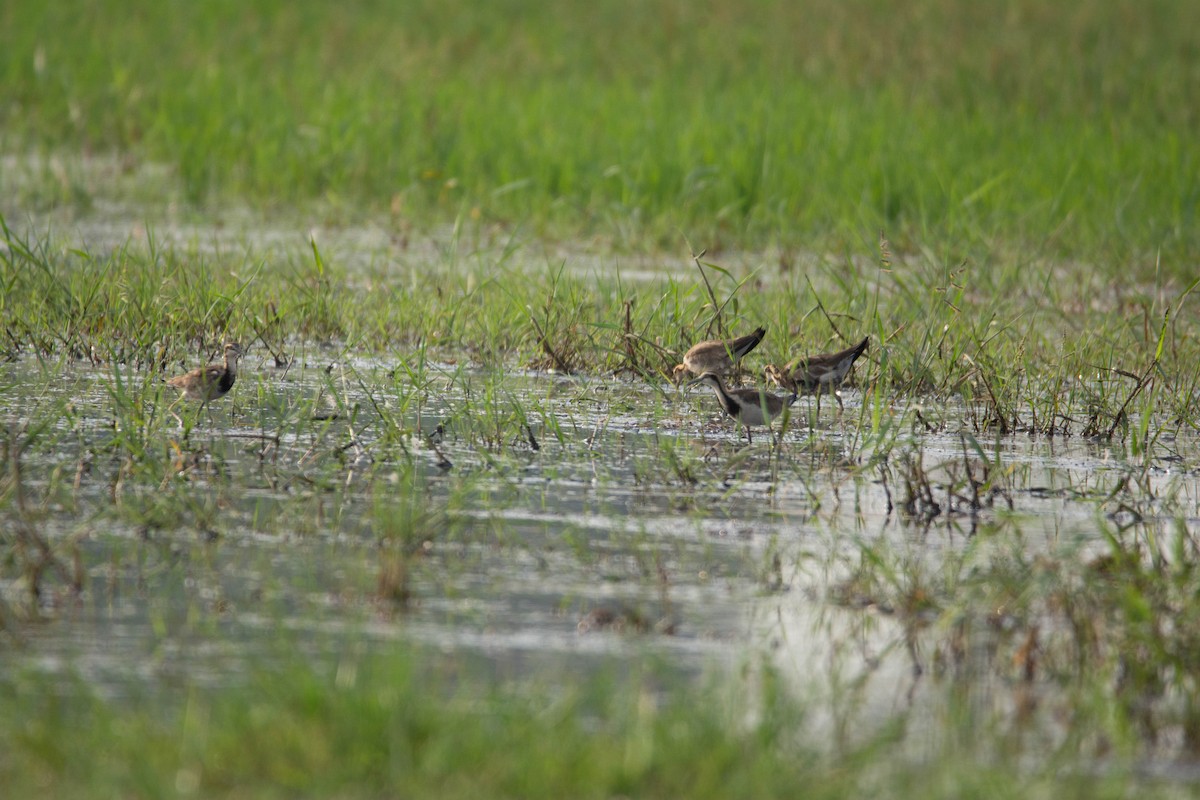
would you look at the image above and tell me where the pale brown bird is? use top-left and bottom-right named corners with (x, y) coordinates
top-left (672, 326), bottom-right (767, 383)
top-left (764, 336), bottom-right (869, 411)
top-left (689, 372), bottom-right (797, 444)
top-left (166, 342), bottom-right (244, 407)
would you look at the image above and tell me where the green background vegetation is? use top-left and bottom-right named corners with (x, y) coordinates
top-left (2, 0), bottom-right (1197, 265)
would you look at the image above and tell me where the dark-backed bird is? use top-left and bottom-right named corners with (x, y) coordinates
top-left (764, 336), bottom-right (869, 411)
top-left (672, 325), bottom-right (767, 383)
top-left (688, 371), bottom-right (797, 443)
top-left (167, 342), bottom-right (244, 407)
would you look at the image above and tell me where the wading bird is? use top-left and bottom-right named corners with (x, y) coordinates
top-left (166, 342), bottom-right (244, 411)
top-left (672, 326), bottom-right (767, 383)
top-left (689, 371), bottom-right (797, 444)
top-left (764, 336), bottom-right (869, 412)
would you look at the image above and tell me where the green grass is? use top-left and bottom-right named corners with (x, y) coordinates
top-left (4, 218), bottom-right (1197, 441)
top-left (2, 0), bottom-right (1198, 264)
top-left (0, 648), bottom-right (1177, 799)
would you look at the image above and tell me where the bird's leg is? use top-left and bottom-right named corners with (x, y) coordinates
top-left (169, 394), bottom-right (187, 429)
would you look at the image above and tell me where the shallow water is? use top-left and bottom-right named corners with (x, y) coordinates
top-left (1, 356), bottom-right (771, 688)
top-left (5, 346), bottom-right (1199, 710)
top-left (4, 200), bottom-right (1200, 766)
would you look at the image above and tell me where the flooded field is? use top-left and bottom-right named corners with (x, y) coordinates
top-left (4, 208), bottom-right (1200, 794)
top-left (3, 354), bottom-right (799, 679)
top-left (7, 318), bottom-right (1200, 731)
top-left (4, 1), bottom-right (1198, 791)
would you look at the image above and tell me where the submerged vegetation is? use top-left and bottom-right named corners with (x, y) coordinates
top-left (4, 216), bottom-right (1200, 794)
top-left (3, 0), bottom-right (1200, 796)
top-left (3, 218), bottom-right (1196, 441)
